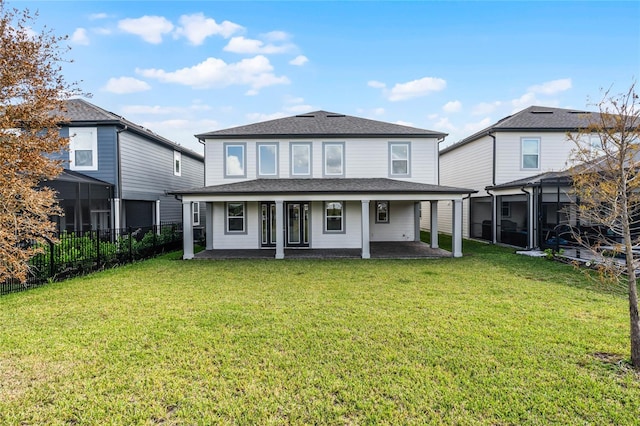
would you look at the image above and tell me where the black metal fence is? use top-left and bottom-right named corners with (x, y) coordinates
top-left (1, 223), bottom-right (183, 296)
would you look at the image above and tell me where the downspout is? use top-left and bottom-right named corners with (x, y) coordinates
top-left (436, 136), bottom-right (445, 185)
top-left (114, 125), bottom-right (127, 231)
top-left (198, 137), bottom-right (206, 186)
top-left (488, 132), bottom-right (497, 244)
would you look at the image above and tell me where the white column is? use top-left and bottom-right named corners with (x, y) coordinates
top-left (113, 198), bottom-right (121, 230)
top-left (205, 202), bottom-right (213, 250)
top-left (430, 200), bottom-right (439, 249)
top-left (361, 200), bottom-right (370, 259)
top-left (275, 199), bottom-right (284, 259)
top-left (452, 198), bottom-right (463, 258)
top-left (155, 200), bottom-right (161, 235)
top-left (182, 201), bottom-right (194, 260)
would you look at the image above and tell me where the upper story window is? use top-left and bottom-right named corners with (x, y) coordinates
top-left (389, 142), bottom-right (411, 176)
top-left (521, 137), bottom-right (540, 169)
top-left (174, 151), bottom-right (181, 176)
top-left (257, 143), bottom-right (278, 177)
top-left (69, 127), bottom-right (98, 171)
top-left (224, 143), bottom-right (246, 178)
top-left (290, 143), bottom-right (312, 176)
top-left (323, 142), bottom-right (344, 177)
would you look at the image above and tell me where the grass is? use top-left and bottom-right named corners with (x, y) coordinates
top-left (0, 235), bottom-right (638, 424)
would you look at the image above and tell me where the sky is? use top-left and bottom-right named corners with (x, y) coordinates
top-left (11, 0), bottom-right (640, 154)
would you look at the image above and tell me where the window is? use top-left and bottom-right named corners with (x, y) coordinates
top-left (226, 202), bottom-right (246, 233)
top-left (590, 134), bottom-right (603, 151)
top-left (291, 143), bottom-right (311, 176)
top-left (324, 201), bottom-right (344, 233)
top-left (257, 143), bottom-right (278, 177)
top-left (501, 201), bottom-right (510, 218)
top-left (521, 138), bottom-right (540, 169)
top-left (224, 143), bottom-right (246, 178)
top-left (174, 151), bottom-right (181, 176)
top-left (389, 142), bottom-right (410, 176)
top-left (376, 201), bottom-right (390, 223)
top-left (69, 127), bottom-right (98, 171)
top-left (323, 142), bottom-right (344, 177)
top-left (192, 202), bottom-right (200, 225)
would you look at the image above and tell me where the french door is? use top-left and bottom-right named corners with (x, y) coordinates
top-left (261, 202), bottom-right (309, 248)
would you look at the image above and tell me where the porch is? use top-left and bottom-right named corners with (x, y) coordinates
top-left (193, 241), bottom-right (452, 260)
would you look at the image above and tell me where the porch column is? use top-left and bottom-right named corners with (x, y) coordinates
top-left (205, 202), bottom-right (213, 250)
top-left (361, 200), bottom-right (370, 259)
top-left (275, 199), bottom-right (284, 259)
top-left (155, 200), bottom-right (161, 235)
top-left (113, 198), bottom-right (121, 230)
top-left (414, 202), bottom-right (421, 242)
top-left (452, 198), bottom-right (463, 258)
top-left (182, 201), bottom-right (194, 260)
top-left (430, 200), bottom-right (439, 248)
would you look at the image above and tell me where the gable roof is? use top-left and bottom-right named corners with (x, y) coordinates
top-left (62, 99), bottom-right (203, 160)
top-left (196, 110), bottom-right (447, 139)
top-left (441, 105), bottom-right (600, 154)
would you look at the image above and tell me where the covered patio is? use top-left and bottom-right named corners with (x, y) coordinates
top-left (194, 241), bottom-right (452, 260)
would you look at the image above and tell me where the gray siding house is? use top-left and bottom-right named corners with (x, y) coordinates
top-left (52, 99), bottom-right (204, 232)
top-left (173, 111), bottom-right (475, 259)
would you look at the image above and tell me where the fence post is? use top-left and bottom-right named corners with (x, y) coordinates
top-left (128, 227), bottom-right (133, 263)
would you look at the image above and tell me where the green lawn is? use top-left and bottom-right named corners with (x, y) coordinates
top-left (1, 236), bottom-right (638, 424)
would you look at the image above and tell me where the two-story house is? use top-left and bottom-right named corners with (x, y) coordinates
top-left (174, 111), bottom-right (475, 259)
top-left (49, 99), bottom-right (205, 233)
top-left (431, 105), bottom-right (599, 249)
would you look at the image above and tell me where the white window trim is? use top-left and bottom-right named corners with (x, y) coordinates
top-left (323, 142), bottom-right (345, 177)
top-left (388, 142), bottom-right (411, 177)
top-left (225, 202), bottom-right (247, 234)
top-left (257, 142), bottom-right (279, 178)
top-left (174, 151), bottom-right (182, 176)
top-left (192, 201), bottom-right (200, 226)
top-left (69, 127), bottom-right (98, 171)
top-left (521, 137), bottom-right (540, 170)
top-left (323, 201), bottom-right (345, 234)
top-left (224, 143), bottom-right (247, 178)
top-left (290, 142), bottom-right (312, 176)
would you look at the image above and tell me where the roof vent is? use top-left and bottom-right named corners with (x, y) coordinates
top-left (295, 114), bottom-right (315, 118)
top-left (326, 114), bottom-right (346, 118)
top-left (568, 110), bottom-right (588, 114)
top-left (531, 110), bottom-right (553, 114)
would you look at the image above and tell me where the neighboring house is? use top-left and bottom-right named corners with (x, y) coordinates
top-left (174, 111), bottom-right (475, 259)
top-left (52, 99), bottom-right (205, 232)
top-left (430, 105), bottom-right (600, 249)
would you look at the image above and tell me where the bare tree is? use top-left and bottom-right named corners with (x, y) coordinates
top-left (0, 1), bottom-right (79, 283)
top-left (567, 81), bottom-right (640, 369)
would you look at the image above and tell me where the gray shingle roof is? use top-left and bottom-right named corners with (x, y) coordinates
top-left (487, 170), bottom-right (571, 190)
top-left (441, 105), bottom-right (601, 154)
top-left (62, 99), bottom-right (203, 160)
top-left (171, 178), bottom-right (475, 196)
top-left (196, 111), bottom-right (447, 139)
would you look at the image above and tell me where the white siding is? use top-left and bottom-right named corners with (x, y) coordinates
top-left (370, 201), bottom-right (415, 241)
top-left (495, 131), bottom-right (574, 184)
top-left (205, 138), bottom-right (440, 185)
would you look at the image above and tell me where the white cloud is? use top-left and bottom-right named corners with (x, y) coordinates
top-left (373, 108), bottom-right (385, 116)
top-left (94, 27), bottom-right (112, 36)
top-left (174, 13), bottom-right (243, 45)
top-left (289, 55), bottom-right (308, 66)
top-left (395, 120), bottom-right (414, 127)
top-left (472, 101), bottom-right (502, 116)
top-left (263, 31), bottom-right (289, 42)
top-left (139, 118), bottom-right (219, 153)
top-left (368, 80), bottom-right (386, 89)
top-left (71, 28), bottom-right (90, 45)
top-left (443, 100), bottom-right (462, 113)
top-left (285, 104), bottom-right (314, 113)
top-left (246, 112), bottom-right (288, 122)
top-left (118, 15), bottom-right (174, 44)
top-left (89, 13), bottom-right (109, 20)
top-left (223, 36), bottom-right (294, 54)
top-left (463, 117), bottom-right (492, 133)
top-left (387, 77), bottom-right (447, 101)
top-left (137, 55), bottom-right (290, 92)
top-left (528, 78), bottom-right (572, 95)
top-left (103, 77), bottom-right (151, 94)
top-left (434, 117), bottom-right (456, 132)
